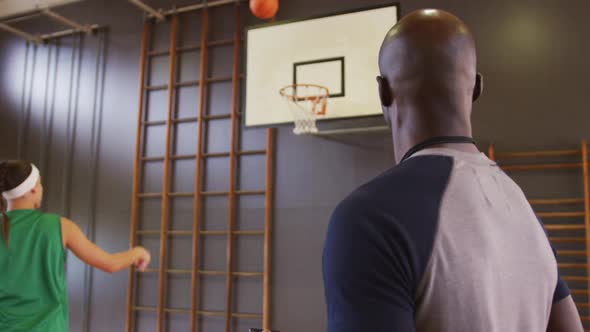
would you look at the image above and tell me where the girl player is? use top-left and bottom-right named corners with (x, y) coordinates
top-left (0, 160), bottom-right (151, 331)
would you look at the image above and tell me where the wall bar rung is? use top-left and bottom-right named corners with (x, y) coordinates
top-left (169, 230), bottom-right (193, 236)
top-left (137, 230), bottom-right (160, 235)
top-left (174, 116), bottom-right (199, 124)
top-left (530, 198), bottom-right (585, 205)
top-left (538, 212), bottom-right (586, 218)
top-left (237, 230), bottom-right (265, 236)
top-left (200, 230), bottom-right (265, 236)
top-left (557, 250), bottom-right (587, 256)
top-left (133, 306), bottom-right (261, 318)
top-left (201, 191), bottom-right (229, 197)
top-left (177, 44), bottom-right (200, 52)
top-left (142, 120), bottom-right (167, 126)
top-left (203, 113), bottom-right (232, 120)
top-left (501, 163), bottom-right (583, 171)
top-left (138, 192), bottom-right (162, 198)
top-left (141, 156), bottom-right (165, 162)
top-left (240, 149), bottom-right (267, 156)
top-left (141, 118), bottom-right (198, 130)
top-left (148, 49), bottom-right (170, 57)
top-left (144, 268), bottom-right (262, 277)
top-left (145, 84), bottom-right (168, 91)
top-left (171, 154), bottom-right (197, 160)
top-left (202, 150), bottom-right (267, 158)
top-left (145, 268), bottom-right (263, 278)
top-left (149, 39), bottom-right (237, 56)
top-left (175, 80), bottom-right (200, 88)
top-left (236, 190), bottom-right (266, 195)
top-left (204, 152), bottom-right (230, 158)
top-left (559, 263), bottom-right (589, 269)
top-left (544, 224), bottom-right (586, 230)
top-left (550, 237), bottom-right (586, 243)
top-left (564, 276), bottom-right (590, 282)
top-left (169, 192), bottom-right (194, 197)
top-left (142, 154), bottom-right (196, 162)
top-left (208, 75), bottom-right (244, 83)
top-left (200, 190), bottom-right (265, 196)
top-left (496, 150), bottom-right (581, 158)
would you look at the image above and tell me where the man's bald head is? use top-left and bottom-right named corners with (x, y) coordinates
top-left (377, 9), bottom-right (480, 109)
top-left (376, 9), bottom-right (482, 162)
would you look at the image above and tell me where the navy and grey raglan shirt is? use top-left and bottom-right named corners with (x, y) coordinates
top-left (323, 148), bottom-right (570, 332)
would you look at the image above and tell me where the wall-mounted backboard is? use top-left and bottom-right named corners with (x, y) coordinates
top-left (245, 4), bottom-right (400, 127)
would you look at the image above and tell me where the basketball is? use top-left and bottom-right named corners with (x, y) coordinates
top-left (250, 0), bottom-right (279, 19)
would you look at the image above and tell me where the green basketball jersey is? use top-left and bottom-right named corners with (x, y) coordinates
top-left (0, 209), bottom-right (68, 331)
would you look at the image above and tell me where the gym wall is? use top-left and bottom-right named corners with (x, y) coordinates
top-left (0, 0), bottom-right (588, 331)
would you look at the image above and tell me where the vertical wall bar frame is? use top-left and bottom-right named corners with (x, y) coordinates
top-left (126, 20), bottom-right (151, 332)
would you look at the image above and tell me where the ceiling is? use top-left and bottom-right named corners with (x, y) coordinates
top-left (0, 0), bottom-right (84, 19)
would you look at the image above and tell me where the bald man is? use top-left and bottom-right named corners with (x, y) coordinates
top-left (323, 9), bottom-right (583, 332)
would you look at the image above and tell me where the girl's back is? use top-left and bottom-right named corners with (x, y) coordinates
top-left (0, 209), bottom-right (68, 331)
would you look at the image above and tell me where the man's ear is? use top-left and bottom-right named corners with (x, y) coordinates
top-left (473, 72), bottom-right (483, 102)
top-left (377, 75), bottom-right (393, 107)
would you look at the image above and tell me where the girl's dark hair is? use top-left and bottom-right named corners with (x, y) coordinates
top-left (0, 160), bottom-right (33, 247)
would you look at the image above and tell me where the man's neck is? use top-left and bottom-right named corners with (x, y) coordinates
top-left (393, 128), bottom-right (479, 163)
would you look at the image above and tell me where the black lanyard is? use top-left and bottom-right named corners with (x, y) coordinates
top-left (400, 136), bottom-right (477, 163)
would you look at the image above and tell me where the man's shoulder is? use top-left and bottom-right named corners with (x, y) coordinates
top-left (335, 154), bottom-right (455, 217)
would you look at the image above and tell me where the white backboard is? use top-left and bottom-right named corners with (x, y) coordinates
top-left (245, 4), bottom-right (399, 127)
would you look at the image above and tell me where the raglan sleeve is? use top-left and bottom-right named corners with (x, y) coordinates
top-left (323, 199), bottom-right (417, 332)
top-left (537, 217), bottom-right (570, 303)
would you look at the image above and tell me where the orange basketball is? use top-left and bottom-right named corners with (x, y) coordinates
top-left (250, 0), bottom-right (279, 19)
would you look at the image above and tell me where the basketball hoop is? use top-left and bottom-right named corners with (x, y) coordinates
top-left (279, 84), bottom-right (329, 135)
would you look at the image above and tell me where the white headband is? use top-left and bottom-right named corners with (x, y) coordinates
top-left (2, 164), bottom-right (40, 200)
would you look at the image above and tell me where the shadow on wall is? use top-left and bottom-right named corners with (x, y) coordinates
top-left (0, 29), bottom-right (116, 331)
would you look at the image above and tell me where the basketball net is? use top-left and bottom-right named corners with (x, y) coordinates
top-left (279, 84), bottom-right (329, 135)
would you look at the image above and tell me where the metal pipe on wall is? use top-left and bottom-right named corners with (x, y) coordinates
top-left (21, 44), bottom-right (38, 160)
top-left (42, 8), bottom-right (91, 34)
top-left (17, 42), bottom-right (30, 159)
top-left (62, 35), bottom-right (77, 216)
top-left (127, 0), bottom-right (165, 21)
top-left (40, 25), bottom-right (100, 41)
top-left (133, 0), bottom-right (242, 19)
top-left (0, 22), bottom-right (40, 43)
top-left (82, 31), bottom-right (108, 332)
top-left (62, 33), bottom-right (84, 218)
top-left (43, 39), bottom-right (61, 197)
top-left (1, 12), bottom-right (43, 25)
top-left (40, 43), bottom-right (54, 179)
